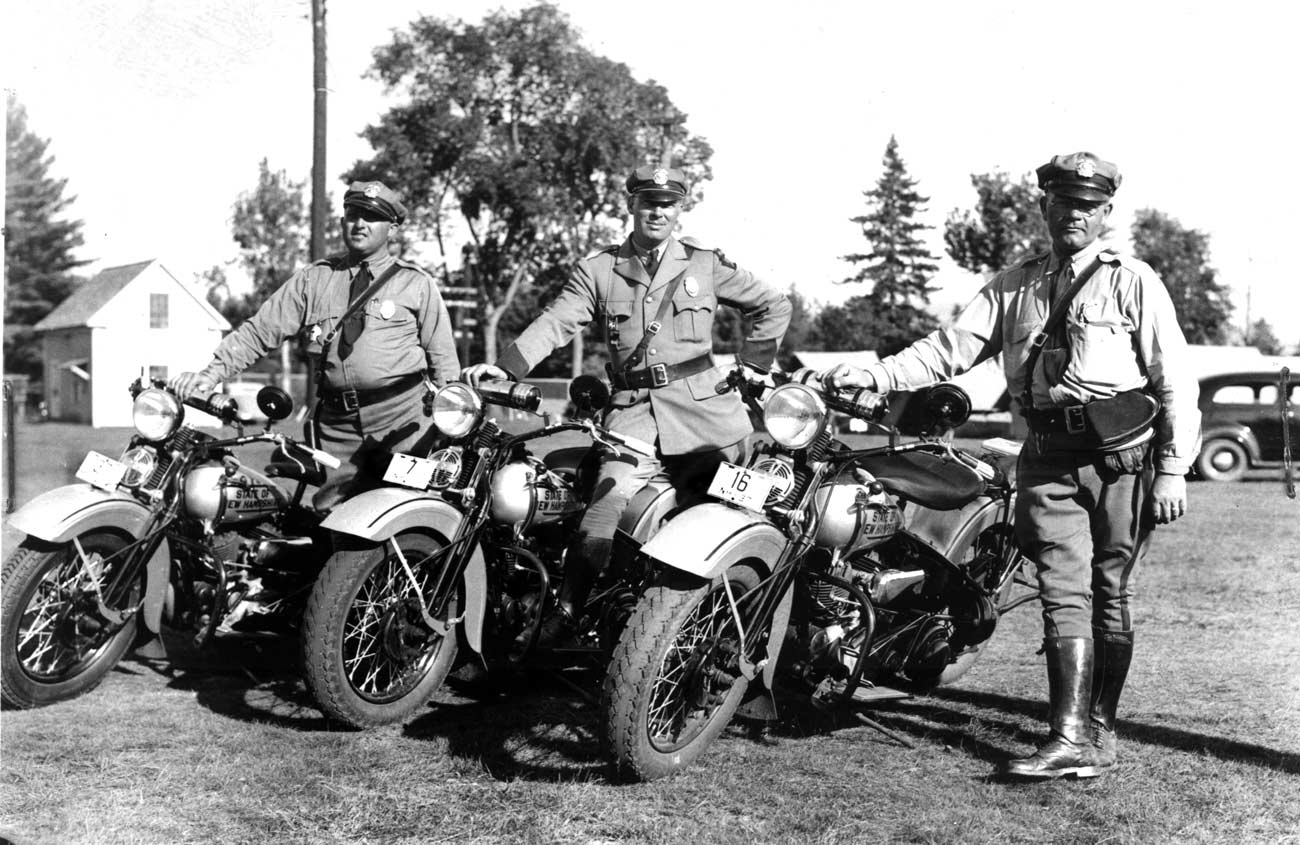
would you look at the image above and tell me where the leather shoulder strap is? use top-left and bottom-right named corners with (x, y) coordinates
top-left (1020, 255), bottom-right (1103, 410)
top-left (320, 263), bottom-right (403, 348)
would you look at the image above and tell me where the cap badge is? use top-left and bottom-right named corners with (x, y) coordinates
top-left (652, 168), bottom-right (669, 185)
top-left (364, 184), bottom-right (381, 198)
top-left (684, 276), bottom-right (699, 297)
top-left (1075, 159), bottom-right (1096, 178)
top-left (379, 299), bottom-right (396, 320)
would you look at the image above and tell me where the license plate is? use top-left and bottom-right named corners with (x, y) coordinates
top-left (383, 453), bottom-right (436, 490)
top-left (708, 462), bottom-right (777, 512)
top-left (76, 451), bottom-right (128, 492)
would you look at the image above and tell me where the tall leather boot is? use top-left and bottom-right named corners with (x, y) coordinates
top-left (1003, 636), bottom-right (1101, 779)
top-left (1090, 629), bottom-right (1134, 770)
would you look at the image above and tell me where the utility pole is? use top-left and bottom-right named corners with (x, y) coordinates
top-left (303, 0), bottom-right (328, 405)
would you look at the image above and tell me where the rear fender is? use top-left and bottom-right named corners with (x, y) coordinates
top-left (8, 484), bottom-right (169, 636)
top-left (619, 481), bottom-right (678, 546)
top-left (640, 503), bottom-right (786, 580)
top-left (321, 488), bottom-right (486, 654)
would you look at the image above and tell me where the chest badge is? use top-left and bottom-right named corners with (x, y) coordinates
top-left (379, 299), bottom-right (396, 320)
top-left (308, 324), bottom-right (323, 343)
top-left (683, 276), bottom-right (699, 297)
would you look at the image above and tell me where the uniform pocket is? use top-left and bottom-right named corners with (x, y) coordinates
top-left (671, 292), bottom-right (714, 343)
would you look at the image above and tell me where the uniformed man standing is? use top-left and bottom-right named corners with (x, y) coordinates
top-left (824, 152), bottom-right (1200, 779)
top-left (172, 180), bottom-right (460, 510)
top-left (463, 165), bottom-right (792, 646)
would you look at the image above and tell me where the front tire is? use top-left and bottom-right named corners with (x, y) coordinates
top-left (602, 563), bottom-right (761, 782)
top-left (301, 532), bottom-right (460, 728)
top-left (1, 531), bottom-right (140, 708)
top-left (1195, 438), bottom-right (1249, 482)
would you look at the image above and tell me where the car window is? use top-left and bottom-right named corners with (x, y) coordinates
top-left (1211, 385), bottom-right (1257, 404)
top-left (1259, 385), bottom-right (1279, 405)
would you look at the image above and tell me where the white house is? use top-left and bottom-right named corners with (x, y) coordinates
top-left (34, 260), bottom-right (231, 427)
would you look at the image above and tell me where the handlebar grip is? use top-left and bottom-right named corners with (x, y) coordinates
top-left (188, 392), bottom-right (240, 422)
top-left (307, 448), bottom-right (342, 470)
top-left (477, 379), bottom-right (542, 414)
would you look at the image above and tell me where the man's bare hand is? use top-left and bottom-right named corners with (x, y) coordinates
top-left (1150, 473), bottom-right (1188, 524)
top-left (461, 363), bottom-right (509, 389)
top-left (168, 372), bottom-right (216, 401)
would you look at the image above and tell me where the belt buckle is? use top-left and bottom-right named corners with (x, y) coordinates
top-left (340, 388), bottom-right (360, 412)
top-left (1065, 405), bottom-right (1087, 434)
top-left (649, 363), bottom-right (669, 388)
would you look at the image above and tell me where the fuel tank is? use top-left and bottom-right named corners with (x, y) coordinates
top-left (489, 460), bottom-right (584, 527)
top-left (184, 462), bottom-right (289, 525)
top-left (812, 477), bottom-right (903, 554)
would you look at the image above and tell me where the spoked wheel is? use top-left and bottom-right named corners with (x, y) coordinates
top-left (602, 563), bottom-right (761, 782)
top-left (1, 531), bottom-right (141, 708)
top-left (301, 532), bottom-right (460, 727)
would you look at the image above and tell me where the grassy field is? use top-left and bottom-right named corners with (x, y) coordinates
top-left (2, 418), bottom-right (1298, 844)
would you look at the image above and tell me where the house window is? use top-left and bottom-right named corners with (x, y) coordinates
top-left (149, 365), bottom-right (168, 382)
top-left (150, 294), bottom-right (169, 328)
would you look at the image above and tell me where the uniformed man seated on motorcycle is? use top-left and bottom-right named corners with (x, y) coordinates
top-left (462, 165), bottom-right (792, 648)
top-left (171, 180), bottom-right (460, 512)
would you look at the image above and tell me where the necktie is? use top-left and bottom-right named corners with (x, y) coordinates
top-left (339, 261), bottom-right (370, 360)
top-left (1043, 261), bottom-right (1074, 386)
top-left (643, 247), bottom-right (659, 278)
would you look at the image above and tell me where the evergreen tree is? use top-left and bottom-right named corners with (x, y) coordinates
top-left (1244, 319), bottom-right (1282, 356)
top-left (839, 135), bottom-right (939, 353)
top-left (4, 93), bottom-right (90, 380)
top-left (1130, 209), bottom-right (1233, 345)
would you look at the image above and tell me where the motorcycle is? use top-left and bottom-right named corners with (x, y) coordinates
top-left (301, 375), bottom-right (680, 728)
top-left (601, 369), bottom-right (1034, 780)
top-left (1, 378), bottom-right (340, 709)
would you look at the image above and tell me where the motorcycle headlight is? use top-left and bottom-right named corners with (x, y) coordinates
top-left (132, 389), bottom-right (183, 441)
top-left (426, 448), bottom-right (464, 489)
top-left (119, 445), bottom-right (158, 487)
top-left (764, 383), bottom-right (826, 449)
top-left (432, 383), bottom-right (484, 439)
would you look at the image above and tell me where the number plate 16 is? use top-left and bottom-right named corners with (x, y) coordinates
top-left (708, 462), bottom-right (777, 512)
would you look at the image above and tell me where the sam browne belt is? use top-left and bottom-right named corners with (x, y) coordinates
top-left (319, 371), bottom-right (424, 412)
top-left (609, 354), bottom-right (713, 390)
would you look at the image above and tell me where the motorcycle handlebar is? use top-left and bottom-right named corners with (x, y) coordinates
top-left (476, 379), bottom-right (542, 414)
top-left (714, 365), bottom-right (889, 423)
top-left (604, 430), bottom-right (656, 458)
top-left (187, 391), bottom-right (242, 424)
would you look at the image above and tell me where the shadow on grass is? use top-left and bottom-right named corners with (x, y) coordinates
top-left (776, 686), bottom-right (1300, 776)
top-left (402, 665), bottom-right (608, 783)
top-left (122, 630), bottom-right (336, 731)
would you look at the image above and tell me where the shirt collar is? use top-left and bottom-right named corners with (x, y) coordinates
top-left (1049, 238), bottom-right (1107, 275)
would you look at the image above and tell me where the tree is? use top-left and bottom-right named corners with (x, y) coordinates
top-left (838, 135), bottom-right (940, 353)
top-left (1244, 319), bottom-right (1283, 356)
top-left (1130, 209), bottom-right (1234, 345)
top-left (944, 171), bottom-right (1050, 274)
top-left (4, 93), bottom-right (90, 380)
top-left (812, 294), bottom-right (938, 357)
top-left (347, 2), bottom-right (712, 362)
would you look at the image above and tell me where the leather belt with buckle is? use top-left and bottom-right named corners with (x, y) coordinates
top-left (611, 354), bottom-right (713, 391)
top-left (1024, 403), bottom-right (1092, 435)
top-left (320, 371), bottom-right (424, 413)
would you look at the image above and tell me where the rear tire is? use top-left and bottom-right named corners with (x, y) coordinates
top-left (1, 532), bottom-right (139, 708)
top-left (301, 533), bottom-right (460, 728)
top-left (602, 563), bottom-right (761, 781)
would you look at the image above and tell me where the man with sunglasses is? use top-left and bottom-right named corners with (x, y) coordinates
top-left (172, 180), bottom-right (459, 510)
top-left (823, 152), bottom-right (1200, 780)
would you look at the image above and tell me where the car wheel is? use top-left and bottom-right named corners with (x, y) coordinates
top-left (1195, 438), bottom-right (1249, 482)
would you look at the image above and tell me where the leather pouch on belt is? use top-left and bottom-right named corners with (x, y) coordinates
top-left (1038, 389), bottom-right (1161, 452)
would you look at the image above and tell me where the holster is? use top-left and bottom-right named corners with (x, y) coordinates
top-left (1024, 389), bottom-right (1161, 452)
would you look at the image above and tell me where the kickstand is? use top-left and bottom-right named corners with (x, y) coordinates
top-left (854, 710), bottom-right (916, 749)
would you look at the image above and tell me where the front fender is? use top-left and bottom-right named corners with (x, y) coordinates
top-left (321, 488), bottom-right (486, 653)
top-left (619, 481), bottom-right (677, 546)
top-left (8, 484), bottom-right (156, 542)
top-left (7, 484), bottom-right (170, 637)
top-left (640, 503), bottom-right (786, 579)
top-left (1200, 425), bottom-right (1261, 463)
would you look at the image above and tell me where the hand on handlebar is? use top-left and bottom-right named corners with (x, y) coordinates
top-left (169, 371), bottom-right (217, 401)
top-left (822, 364), bottom-right (876, 393)
top-left (461, 363), bottom-right (509, 389)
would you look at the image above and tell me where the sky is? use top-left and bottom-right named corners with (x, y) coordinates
top-left (5, 0), bottom-right (1299, 347)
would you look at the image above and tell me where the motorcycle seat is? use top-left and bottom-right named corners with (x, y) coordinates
top-left (542, 446), bottom-right (592, 474)
top-left (856, 451), bottom-right (984, 511)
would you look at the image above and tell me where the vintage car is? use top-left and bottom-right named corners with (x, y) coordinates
top-left (1194, 371), bottom-right (1298, 481)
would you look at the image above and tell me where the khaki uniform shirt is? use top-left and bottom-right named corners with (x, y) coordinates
top-left (862, 240), bottom-right (1201, 475)
top-left (200, 252), bottom-right (460, 391)
top-left (496, 235), bottom-right (791, 455)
